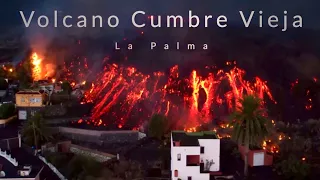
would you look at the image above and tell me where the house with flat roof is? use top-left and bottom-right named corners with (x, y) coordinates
top-left (15, 91), bottom-right (45, 120)
top-left (171, 131), bottom-right (221, 180)
top-left (0, 122), bottom-right (60, 180)
top-left (0, 148), bottom-right (43, 179)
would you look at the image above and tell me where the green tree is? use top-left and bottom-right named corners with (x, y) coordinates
top-left (16, 59), bottom-right (33, 88)
top-left (275, 155), bottom-right (310, 180)
top-left (61, 81), bottom-right (73, 94)
top-left (0, 77), bottom-right (8, 90)
top-left (148, 114), bottom-right (168, 140)
top-left (280, 135), bottom-right (312, 155)
top-left (21, 113), bottom-right (52, 149)
top-left (229, 95), bottom-right (271, 177)
top-left (0, 103), bottom-right (15, 119)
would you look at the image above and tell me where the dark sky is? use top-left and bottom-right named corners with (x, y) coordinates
top-left (0, 0), bottom-right (319, 31)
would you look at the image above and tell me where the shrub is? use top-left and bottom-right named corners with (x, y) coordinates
top-left (0, 103), bottom-right (15, 119)
top-left (148, 114), bottom-right (168, 140)
top-left (275, 155), bottom-right (310, 180)
top-left (61, 81), bottom-right (72, 94)
top-left (50, 153), bottom-right (69, 169)
top-left (50, 93), bottom-right (70, 104)
top-left (0, 78), bottom-right (8, 90)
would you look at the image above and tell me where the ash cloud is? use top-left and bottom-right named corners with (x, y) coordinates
top-left (21, 0), bottom-right (320, 46)
top-left (11, 0), bottom-right (320, 80)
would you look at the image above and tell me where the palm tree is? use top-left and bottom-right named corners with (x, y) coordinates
top-left (21, 112), bottom-right (52, 149)
top-left (229, 95), bottom-right (271, 177)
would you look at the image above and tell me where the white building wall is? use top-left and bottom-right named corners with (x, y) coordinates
top-left (198, 139), bottom-right (220, 171)
top-left (171, 146), bottom-right (209, 180)
top-left (253, 152), bottom-right (265, 166)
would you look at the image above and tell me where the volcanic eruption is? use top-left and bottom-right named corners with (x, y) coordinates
top-left (80, 60), bottom-right (275, 131)
top-left (25, 23), bottom-right (320, 132)
top-left (31, 52), bottom-right (57, 81)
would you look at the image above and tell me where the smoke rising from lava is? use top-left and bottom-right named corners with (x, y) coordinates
top-left (14, 0), bottom-right (320, 126)
top-left (81, 62), bottom-right (275, 130)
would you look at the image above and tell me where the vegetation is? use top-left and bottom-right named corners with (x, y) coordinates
top-left (16, 59), bottom-right (33, 88)
top-left (275, 155), bottom-right (310, 180)
top-left (50, 93), bottom-right (71, 104)
top-left (229, 95), bottom-right (271, 177)
top-left (305, 119), bottom-right (320, 137)
top-left (272, 118), bottom-right (320, 179)
top-left (21, 113), bottom-right (52, 149)
top-left (148, 114), bottom-right (168, 140)
top-left (0, 103), bottom-right (15, 119)
top-left (44, 152), bottom-right (143, 180)
top-left (61, 81), bottom-right (73, 94)
top-left (112, 160), bottom-right (144, 179)
top-left (0, 77), bottom-right (8, 90)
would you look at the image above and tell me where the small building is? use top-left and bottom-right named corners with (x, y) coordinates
top-left (15, 91), bottom-right (45, 120)
top-left (171, 131), bottom-right (221, 180)
top-left (0, 136), bottom-right (43, 179)
top-left (238, 145), bottom-right (273, 167)
top-left (39, 83), bottom-right (54, 96)
top-left (0, 149), bottom-right (43, 180)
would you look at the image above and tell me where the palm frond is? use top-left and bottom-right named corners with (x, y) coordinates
top-left (229, 94), bottom-right (272, 147)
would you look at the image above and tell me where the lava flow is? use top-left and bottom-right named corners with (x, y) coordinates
top-left (82, 62), bottom-right (276, 129)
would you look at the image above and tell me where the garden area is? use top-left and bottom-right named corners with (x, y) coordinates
top-left (272, 119), bottom-right (320, 179)
top-left (0, 103), bottom-right (17, 127)
top-left (0, 103), bottom-right (15, 119)
top-left (146, 95), bottom-right (320, 179)
top-left (215, 98), bottom-right (320, 179)
top-left (43, 151), bottom-right (144, 180)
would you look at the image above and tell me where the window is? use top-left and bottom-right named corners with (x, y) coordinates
top-left (200, 146), bottom-right (204, 154)
top-left (174, 170), bottom-right (178, 177)
top-left (188, 176), bottom-right (192, 180)
top-left (177, 153), bottom-right (181, 161)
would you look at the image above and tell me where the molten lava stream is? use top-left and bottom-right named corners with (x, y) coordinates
top-left (82, 64), bottom-right (275, 130)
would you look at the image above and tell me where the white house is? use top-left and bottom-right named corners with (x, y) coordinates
top-left (171, 131), bottom-right (221, 180)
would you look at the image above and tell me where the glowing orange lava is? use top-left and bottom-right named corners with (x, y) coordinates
top-left (82, 63), bottom-right (276, 129)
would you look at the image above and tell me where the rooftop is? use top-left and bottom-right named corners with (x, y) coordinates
top-left (7, 148), bottom-right (60, 180)
top-left (171, 131), bottom-right (218, 146)
top-left (16, 91), bottom-right (41, 95)
top-left (0, 158), bottom-right (41, 179)
top-left (0, 149), bottom-right (41, 179)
